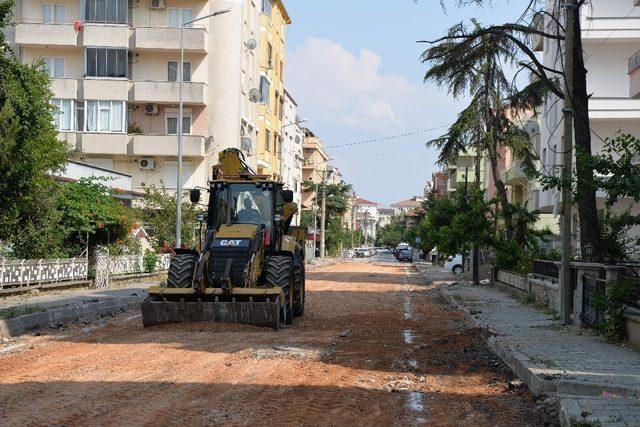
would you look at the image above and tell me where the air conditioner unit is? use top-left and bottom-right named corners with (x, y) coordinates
top-left (144, 103), bottom-right (158, 115)
top-left (150, 0), bottom-right (165, 9)
top-left (139, 158), bottom-right (155, 170)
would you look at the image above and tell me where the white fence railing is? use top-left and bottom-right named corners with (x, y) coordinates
top-left (1, 253), bottom-right (172, 292)
top-left (0, 258), bottom-right (88, 291)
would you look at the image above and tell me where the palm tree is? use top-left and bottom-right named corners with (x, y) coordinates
top-left (510, 202), bottom-right (540, 247)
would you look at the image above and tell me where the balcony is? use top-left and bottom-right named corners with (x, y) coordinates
top-left (581, 11), bottom-right (640, 41)
top-left (14, 22), bottom-right (78, 47)
top-left (589, 97), bottom-right (640, 120)
top-left (131, 134), bottom-right (205, 158)
top-left (78, 132), bottom-right (129, 155)
top-left (133, 27), bottom-right (207, 53)
top-left (81, 79), bottom-right (130, 101)
top-left (501, 160), bottom-right (528, 186)
top-left (82, 23), bottom-right (130, 48)
top-left (630, 50), bottom-right (640, 98)
top-left (131, 81), bottom-right (206, 105)
top-left (51, 78), bottom-right (78, 99)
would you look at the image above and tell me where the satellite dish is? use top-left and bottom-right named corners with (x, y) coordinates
top-left (246, 38), bottom-right (257, 51)
top-left (249, 88), bottom-right (262, 103)
top-left (524, 120), bottom-right (540, 136)
top-left (294, 135), bottom-right (301, 144)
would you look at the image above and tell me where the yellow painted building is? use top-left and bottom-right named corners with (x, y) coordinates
top-left (256, 0), bottom-right (291, 179)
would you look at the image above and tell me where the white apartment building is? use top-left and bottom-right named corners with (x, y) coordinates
top-left (280, 89), bottom-right (303, 224)
top-left (538, 0), bottom-right (640, 247)
top-left (9, 0), bottom-right (261, 193)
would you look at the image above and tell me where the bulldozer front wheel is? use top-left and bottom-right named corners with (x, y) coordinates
top-left (293, 262), bottom-right (305, 317)
top-left (266, 256), bottom-right (294, 325)
top-left (166, 253), bottom-right (197, 288)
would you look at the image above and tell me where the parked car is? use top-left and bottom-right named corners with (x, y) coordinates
top-left (354, 248), bottom-right (368, 258)
top-left (445, 254), bottom-right (464, 274)
top-left (398, 249), bottom-right (413, 263)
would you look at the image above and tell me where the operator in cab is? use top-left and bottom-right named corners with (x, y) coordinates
top-left (236, 196), bottom-right (262, 223)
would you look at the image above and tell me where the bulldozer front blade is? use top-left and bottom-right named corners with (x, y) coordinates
top-left (140, 296), bottom-right (283, 330)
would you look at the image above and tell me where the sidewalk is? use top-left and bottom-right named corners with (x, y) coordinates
top-left (414, 262), bottom-right (640, 427)
top-left (0, 279), bottom-right (158, 337)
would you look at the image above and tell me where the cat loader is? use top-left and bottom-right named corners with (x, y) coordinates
top-left (140, 149), bottom-right (307, 330)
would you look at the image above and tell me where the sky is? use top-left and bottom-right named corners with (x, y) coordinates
top-left (284, 0), bottom-right (530, 206)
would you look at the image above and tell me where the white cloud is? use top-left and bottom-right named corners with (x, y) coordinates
top-left (286, 37), bottom-right (463, 205)
top-left (287, 37), bottom-right (458, 134)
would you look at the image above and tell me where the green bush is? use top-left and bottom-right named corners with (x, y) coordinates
top-left (143, 250), bottom-right (160, 273)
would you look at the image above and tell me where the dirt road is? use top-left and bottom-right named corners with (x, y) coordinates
top-left (0, 260), bottom-right (546, 426)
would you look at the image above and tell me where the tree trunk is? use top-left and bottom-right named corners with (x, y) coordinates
top-left (487, 148), bottom-right (513, 240)
top-left (572, 6), bottom-right (604, 261)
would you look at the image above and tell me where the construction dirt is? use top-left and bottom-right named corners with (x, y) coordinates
top-left (0, 260), bottom-right (551, 426)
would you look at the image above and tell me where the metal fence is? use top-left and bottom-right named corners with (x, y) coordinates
top-left (0, 258), bottom-right (88, 292)
top-left (1, 253), bottom-right (172, 292)
top-left (621, 264), bottom-right (640, 310)
top-left (581, 275), bottom-right (606, 327)
top-left (533, 260), bottom-right (559, 281)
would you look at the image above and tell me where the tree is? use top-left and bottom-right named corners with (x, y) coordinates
top-left (137, 186), bottom-right (201, 251)
top-left (0, 0), bottom-right (70, 258)
top-left (422, 20), bottom-right (537, 241)
top-left (421, 0), bottom-right (604, 260)
top-left (377, 219), bottom-right (406, 247)
top-left (56, 178), bottom-right (135, 256)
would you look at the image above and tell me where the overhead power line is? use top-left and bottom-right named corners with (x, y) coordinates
top-left (324, 125), bottom-right (450, 149)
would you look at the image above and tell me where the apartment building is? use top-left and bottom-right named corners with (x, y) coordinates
top-left (538, 0), bottom-right (640, 244)
top-left (444, 148), bottom-right (486, 197)
top-left (391, 196), bottom-right (424, 216)
top-left (300, 127), bottom-right (329, 210)
top-left (256, 0), bottom-right (290, 178)
top-left (281, 89), bottom-right (303, 224)
top-left (426, 170), bottom-right (449, 198)
top-left (10, 0), bottom-right (261, 193)
top-left (354, 197), bottom-right (379, 244)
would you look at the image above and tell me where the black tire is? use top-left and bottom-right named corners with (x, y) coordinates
top-left (167, 253), bottom-right (197, 288)
top-left (453, 265), bottom-right (463, 275)
top-left (293, 262), bottom-right (305, 317)
top-left (265, 256), bottom-right (294, 325)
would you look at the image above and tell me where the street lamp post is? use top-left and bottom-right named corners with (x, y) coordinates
top-left (176, 8), bottom-right (230, 248)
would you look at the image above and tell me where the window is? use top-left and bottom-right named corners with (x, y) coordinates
top-left (167, 61), bottom-right (191, 82)
top-left (43, 57), bottom-right (65, 78)
top-left (165, 110), bottom-right (192, 135)
top-left (278, 96), bottom-right (284, 120)
top-left (265, 129), bottom-right (271, 151)
top-left (86, 100), bottom-right (124, 132)
top-left (86, 48), bottom-right (127, 78)
top-left (163, 161), bottom-right (193, 189)
top-left (51, 99), bottom-right (74, 131)
top-left (267, 42), bottom-right (273, 66)
top-left (42, 4), bottom-right (66, 23)
top-left (261, 0), bottom-right (271, 15)
top-left (259, 76), bottom-right (270, 105)
top-left (85, 0), bottom-right (127, 23)
top-left (168, 8), bottom-right (193, 28)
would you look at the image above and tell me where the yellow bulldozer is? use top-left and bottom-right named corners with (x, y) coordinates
top-left (141, 148), bottom-right (307, 329)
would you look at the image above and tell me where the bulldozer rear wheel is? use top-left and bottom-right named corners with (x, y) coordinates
top-left (166, 253), bottom-right (197, 288)
top-left (266, 256), bottom-right (293, 325)
top-left (293, 263), bottom-right (305, 317)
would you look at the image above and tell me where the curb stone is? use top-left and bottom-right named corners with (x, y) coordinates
top-left (0, 295), bottom-right (144, 337)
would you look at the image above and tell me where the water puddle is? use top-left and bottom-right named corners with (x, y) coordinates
top-left (403, 297), bottom-right (414, 320)
top-left (403, 329), bottom-right (415, 344)
top-left (406, 391), bottom-right (426, 424)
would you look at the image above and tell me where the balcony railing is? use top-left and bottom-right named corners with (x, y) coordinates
top-left (131, 134), bottom-right (205, 158)
top-left (133, 27), bottom-right (207, 52)
top-left (14, 22), bottom-right (78, 46)
top-left (131, 81), bottom-right (207, 105)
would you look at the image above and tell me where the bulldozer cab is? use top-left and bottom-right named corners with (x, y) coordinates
top-left (207, 180), bottom-right (292, 252)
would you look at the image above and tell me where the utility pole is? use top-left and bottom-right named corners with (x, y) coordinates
top-left (320, 172), bottom-right (327, 258)
top-left (560, 0), bottom-right (576, 325)
top-left (473, 129), bottom-right (481, 286)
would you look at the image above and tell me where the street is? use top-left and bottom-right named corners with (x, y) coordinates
top-left (0, 257), bottom-right (547, 426)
